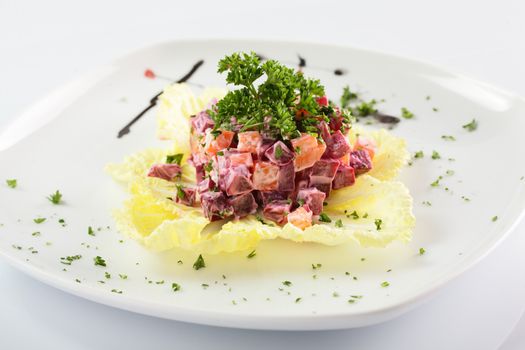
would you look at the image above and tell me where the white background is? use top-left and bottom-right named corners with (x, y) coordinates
top-left (1, 0), bottom-right (525, 348)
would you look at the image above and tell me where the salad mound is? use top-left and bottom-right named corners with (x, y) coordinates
top-left (107, 53), bottom-right (415, 253)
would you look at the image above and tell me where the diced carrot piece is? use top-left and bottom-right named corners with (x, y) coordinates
top-left (354, 136), bottom-right (376, 159)
top-left (229, 153), bottom-right (254, 168)
top-left (287, 206), bottom-right (313, 230)
top-left (237, 131), bottom-right (262, 154)
top-left (291, 134), bottom-right (327, 171)
top-left (339, 153), bottom-right (350, 165)
top-left (252, 161), bottom-right (279, 191)
top-left (206, 130), bottom-right (235, 155)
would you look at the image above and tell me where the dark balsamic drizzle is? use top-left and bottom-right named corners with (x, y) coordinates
top-left (373, 112), bottom-right (400, 124)
top-left (255, 53), bottom-right (266, 61)
top-left (117, 60), bottom-right (205, 138)
top-left (333, 69), bottom-right (346, 76)
top-left (298, 55), bottom-right (306, 68)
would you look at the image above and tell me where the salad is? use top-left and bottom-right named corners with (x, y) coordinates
top-left (107, 52), bottom-right (415, 254)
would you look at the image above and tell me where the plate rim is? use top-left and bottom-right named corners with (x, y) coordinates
top-left (1, 38), bottom-right (524, 330)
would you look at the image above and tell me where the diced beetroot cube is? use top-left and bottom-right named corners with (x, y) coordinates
top-left (296, 188), bottom-right (326, 215)
top-left (349, 149), bottom-right (373, 175)
top-left (197, 178), bottom-right (216, 194)
top-left (252, 161), bottom-right (279, 191)
top-left (147, 164), bottom-right (182, 181)
top-left (309, 159), bottom-right (338, 195)
top-left (332, 164), bottom-right (356, 190)
top-left (191, 110), bottom-right (215, 134)
top-left (264, 141), bottom-right (295, 165)
top-left (200, 191), bottom-right (233, 221)
top-left (230, 192), bottom-right (258, 218)
top-left (223, 165), bottom-right (254, 196)
top-left (310, 182), bottom-right (332, 196)
top-left (310, 159), bottom-right (339, 179)
top-left (323, 130), bottom-right (351, 159)
top-left (278, 162), bottom-right (295, 192)
top-left (256, 191), bottom-right (290, 206)
top-left (328, 107), bottom-right (344, 131)
top-left (175, 186), bottom-right (196, 206)
top-left (291, 167), bottom-right (313, 200)
top-left (263, 200), bottom-right (292, 225)
top-left (257, 138), bottom-right (276, 161)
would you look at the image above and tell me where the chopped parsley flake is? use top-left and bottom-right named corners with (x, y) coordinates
top-left (431, 150), bottom-right (441, 160)
top-left (332, 292), bottom-right (340, 298)
top-left (201, 283), bottom-right (209, 289)
top-left (461, 196), bottom-right (471, 202)
top-left (193, 254), bottom-right (206, 270)
top-left (341, 85), bottom-right (358, 108)
top-left (93, 256), bottom-right (107, 267)
top-left (33, 217), bottom-right (46, 224)
top-left (247, 250), bottom-right (256, 259)
top-left (111, 289), bottom-right (123, 294)
top-left (441, 135), bottom-right (456, 141)
top-left (155, 280), bottom-right (165, 285)
top-left (166, 153), bottom-right (183, 165)
top-left (60, 255), bottom-right (82, 265)
top-left (105, 272), bottom-right (111, 279)
top-left (401, 107), bottom-right (414, 119)
top-left (350, 295), bottom-right (363, 299)
top-left (374, 219), bottom-right (383, 231)
top-left (6, 179), bottom-right (17, 188)
top-left (282, 280), bottom-right (292, 287)
top-left (432, 107), bottom-right (439, 112)
top-left (319, 213), bottom-right (332, 223)
top-left (463, 119), bottom-right (478, 132)
top-left (348, 299), bottom-right (356, 304)
top-left (414, 151), bottom-right (424, 159)
top-left (58, 218), bottom-right (66, 227)
top-left (355, 99), bottom-right (377, 116)
top-left (88, 226), bottom-right (95, 236)
top-left (446, 169), bottom-right (455, 176)
top-left (492, 216), bottom-right (498, 222)
top-left (381, 281), bottom-right (390, 288)
top-left (171, 283), bottom-right (181, 291)
top-left (422, 201), bottom-right (432, 206)
top-left (274, 144), bottom-right (283, 159)
top-left (335, 219), bottom-right (343, 228)
top-left (119, 274), bottom-right (128, 280)
top-left (419, 247), bottom-right (426, 255)
top-left (47, 190), bottom-right (63, 205)
top-left (295, 297), bottom-right (302, 303)
top-left (431, 176), bottom-right (442, 187)
top-left (348, 210), bottom-right (359, 220)
top-left (312, 263), bottom-right (322, 270)
top-left (32, 231), bottom-right (41, 237)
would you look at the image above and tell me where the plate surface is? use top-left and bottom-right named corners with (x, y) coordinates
top-left (1, 40), bottom-right (525, 330)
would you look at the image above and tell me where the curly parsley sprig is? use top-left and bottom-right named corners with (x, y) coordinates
top-left (210, 52), bottom-right (351, 140)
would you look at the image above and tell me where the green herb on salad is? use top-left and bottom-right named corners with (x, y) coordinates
top-left (166, 153), bottom-right (183, 165)
top-left (93, 256), bottom-right (107, 267)
top-left (319, 213), bottom-right (332, 223)
top-left (463, 119), bottom-right (478, 132)
top-left (47, 190), bottom-right (63, 205)
top-left (401, 107), bottom-right (414, 119)
top-left (441, 135), bottom-right (456, 141)
top-left (193, 254), bottom-right (206, 270)
top-left (414, 151), bottom-right (424, 159)
top-left (33, 217), bottom-right (46, 224)
top-left (431, 150), bottom-right (441, 160)
top-left (247, 250), bottom-right (256, 259)
top-left (340, 85), bottom-right (358, 108)
top-left (6, 179), bottom-right (17, 188)
top-left (381, 281), bottom-right (390, 288)
top-left (419, 247), bottom-right (426, 255)
top-left (88, 226), bottom-right (95, 236)
top-left (374, 218), bottom-right (383, 231)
